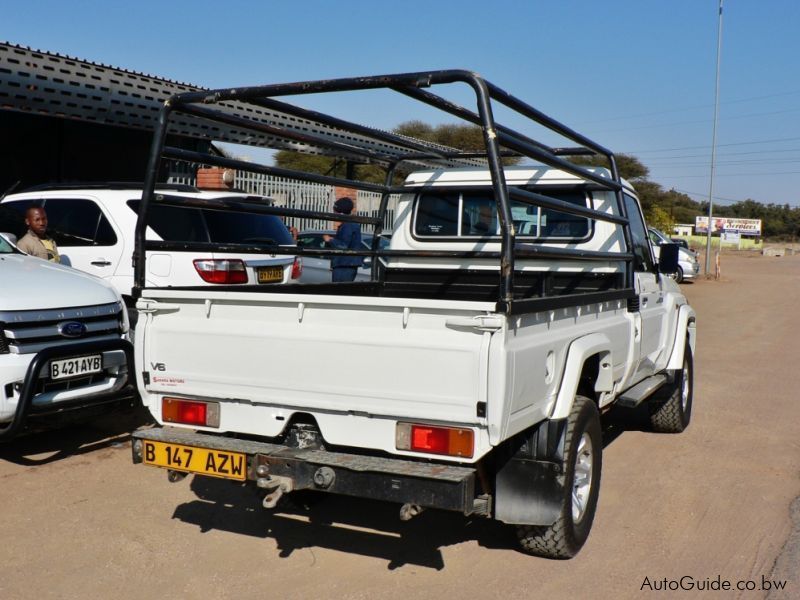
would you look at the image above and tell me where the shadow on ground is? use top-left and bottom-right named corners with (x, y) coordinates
top-left (167, 411), bottom-right (653, 569)
top-left (173, 475), bottom-right (515, 570)
top-left (0, 402), bottom-right (152, 466)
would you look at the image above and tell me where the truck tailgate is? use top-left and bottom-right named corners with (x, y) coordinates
top-left (138, 290), bottom-right (498, 427)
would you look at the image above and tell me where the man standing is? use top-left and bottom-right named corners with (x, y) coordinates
top-left (323, 197), bottom-right (362, 282)
top-left (17, 206), bottom-right (60, 263)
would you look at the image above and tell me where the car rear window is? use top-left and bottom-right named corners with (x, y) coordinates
top-left (413, 188), bottom-right (591, 241)
top-left (128, 200), bottom-right (293, 245)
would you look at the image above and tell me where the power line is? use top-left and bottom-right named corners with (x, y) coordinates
top-left (594, 106), bottom-right (800, 135)
top-left (573, 89), bottom-right (800, 125)
top-left (639, 147), bottom-right (800, 160)
top-left (661, 170), bottom-right (800, 178)
top-left (649, 157), bottom-right (800, 168)
top-left (625, 135), bottom-right (800, 154)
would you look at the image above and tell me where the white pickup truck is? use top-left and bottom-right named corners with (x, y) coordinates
top-left (0, 233), bottom-right (133, 441)
top-left (129, 70), bottom-right (696, 558)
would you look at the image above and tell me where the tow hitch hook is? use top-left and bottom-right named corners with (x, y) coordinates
top-left (258, 475), bottom-right (294, 509)
top-left (399, 503), bottom-right (424, 521)
top-left (167, 470), bottom-right (188, 483)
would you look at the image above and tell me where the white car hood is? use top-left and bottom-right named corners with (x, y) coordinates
top-left (0, 253), bottom-right (121, 311)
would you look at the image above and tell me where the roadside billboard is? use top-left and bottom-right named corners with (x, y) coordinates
top-left (695, 216), bottom-right (762, 236)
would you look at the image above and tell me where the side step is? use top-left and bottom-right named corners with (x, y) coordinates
top-left (616, 374), bottom-right (668, 408)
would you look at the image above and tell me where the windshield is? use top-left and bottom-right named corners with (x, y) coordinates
top-left (297, 232), bottom-right (391, 251)
top-left (648, 229), bottom-right (669, 245)
top-left (0, 234), bottom-right (14, 253)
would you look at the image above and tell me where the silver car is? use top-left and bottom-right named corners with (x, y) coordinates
top-left (296, 230), bottom-right (390, 283)
top-left (648, 228), bottom-right (700, 283)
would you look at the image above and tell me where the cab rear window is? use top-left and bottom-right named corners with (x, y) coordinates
top-left (413, 189), bottom-right (591, 241)
top-left (127, 200), bottom-right (293, 245)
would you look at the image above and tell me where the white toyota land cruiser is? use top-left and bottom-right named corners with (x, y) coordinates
top-left (128, 70), bottom-right (696, 559)
top-left (0, 234), bottom-right (133, 441)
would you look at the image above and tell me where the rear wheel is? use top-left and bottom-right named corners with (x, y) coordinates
top-left (649, 342), bottom-right (693, 433)
top-left (516, 395), bottom-right (602, 559)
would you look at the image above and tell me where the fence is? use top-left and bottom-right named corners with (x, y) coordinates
top-left (167, 164), bottom-right (398, 234)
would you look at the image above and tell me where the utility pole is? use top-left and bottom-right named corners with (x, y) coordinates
top-left (705, 0), bottom-right (724, 275)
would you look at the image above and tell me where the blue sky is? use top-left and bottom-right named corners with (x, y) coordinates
top-left (5, 0), bottom-right (799, 206)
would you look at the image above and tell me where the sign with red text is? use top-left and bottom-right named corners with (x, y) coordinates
top-left (695, 216), bottom-right (761, 236)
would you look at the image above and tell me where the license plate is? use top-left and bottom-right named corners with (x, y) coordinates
top-left (50, 354), bottom-right (103, 380)
top-left (256, 266), bottom-right (284, 283)
top-left (141, 440), bottom-right (247, 481)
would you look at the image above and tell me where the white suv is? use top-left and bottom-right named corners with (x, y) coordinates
top-left (0, 184), bottom-right (302, 305)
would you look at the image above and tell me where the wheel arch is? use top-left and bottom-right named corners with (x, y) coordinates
top-left (550, 333), bottom-right (613, 420)
top-left (666, 305), bottom-right (696, 370)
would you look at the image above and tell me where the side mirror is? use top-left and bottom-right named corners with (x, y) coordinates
top-left (658, 242), bottom-right (680, 275)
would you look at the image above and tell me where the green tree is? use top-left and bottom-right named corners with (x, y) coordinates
top-left (570, 153), bottom-right (649, 181)
top-left (274, 120), bottom-right (519, 184)
top-left (645, 205), bottom-right (673, 233)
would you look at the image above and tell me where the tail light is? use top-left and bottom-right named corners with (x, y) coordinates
top-left (291, 257), bottom-right (303, 280)
top-left (193, 259), bottom-right (248, 284)
top-left (162, 397), bottom-right (220, 428)
top-left (396, 422), bottom-right (474, 458)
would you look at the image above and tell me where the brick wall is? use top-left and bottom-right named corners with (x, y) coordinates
top-left (334, 186), bottom-right (358, 211)
top-left (197, 167), bottom-right (235, 190)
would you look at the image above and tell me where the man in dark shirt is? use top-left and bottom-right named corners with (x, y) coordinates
top-left (323, 197), bottom-right (362, 282)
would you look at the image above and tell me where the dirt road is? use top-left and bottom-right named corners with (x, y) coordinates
top-left (1, 252), bottom-right (798, 599)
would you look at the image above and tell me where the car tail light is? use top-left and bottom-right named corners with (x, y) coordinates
top-left (291, 257), bottom-right (303, 280)
top-left (193, 259), bottom-right (248, 284)
top-left (396, 423), bottom-right (474, 458)
top-left (162, 397), bottom-right (220, 428)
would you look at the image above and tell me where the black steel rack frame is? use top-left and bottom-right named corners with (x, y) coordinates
top-left (133, 69), bottom-right (636, 315)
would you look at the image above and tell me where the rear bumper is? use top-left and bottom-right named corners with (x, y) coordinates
top-left (0, 338), bottom-right (134, 440)
top-left (132, 426), bottom-right (481, 514)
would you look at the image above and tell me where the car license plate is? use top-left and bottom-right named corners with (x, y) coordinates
top-left (256, 265), bottom-right (284, 283)
top-left (141, 440), bottom-right (247, 481)
top-left (50, 354), bottom-right (103, 380)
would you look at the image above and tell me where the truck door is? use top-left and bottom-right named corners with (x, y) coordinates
top-left (623, 194), bottom-right (667, 379)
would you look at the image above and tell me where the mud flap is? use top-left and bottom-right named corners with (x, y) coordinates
top-left (493, 418), bottom-right (567, 525)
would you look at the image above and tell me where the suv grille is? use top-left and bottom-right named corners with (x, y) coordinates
top-left (0, 302), bottom-right (124, 355)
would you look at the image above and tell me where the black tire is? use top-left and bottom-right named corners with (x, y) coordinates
top-left (649, 342), bottom-right (693, 433)
top-left (670, 265), bottom-right (684, 284)
top-left (516, 395), bottom-right (602, 559)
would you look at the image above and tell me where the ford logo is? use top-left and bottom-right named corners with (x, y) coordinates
top-left (58, 321), bottom-right (87, 338)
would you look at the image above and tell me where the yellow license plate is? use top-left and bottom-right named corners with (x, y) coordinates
top-left (256, 266), bottom-right (283, 283)
top-left (142, 440), bottom-right (247, 481)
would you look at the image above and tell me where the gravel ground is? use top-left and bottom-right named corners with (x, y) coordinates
top-left (1, 250), bottom-right (798, 599)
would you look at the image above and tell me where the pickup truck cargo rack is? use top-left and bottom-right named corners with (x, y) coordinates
top-left (134, 69), bottom-right (636, 314)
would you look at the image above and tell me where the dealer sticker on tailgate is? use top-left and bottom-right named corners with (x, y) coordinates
top-left (142, 440), bottom-right (247, 481)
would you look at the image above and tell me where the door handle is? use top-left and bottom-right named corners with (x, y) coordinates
top-left (91, 259), bottom-right (112, 266)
